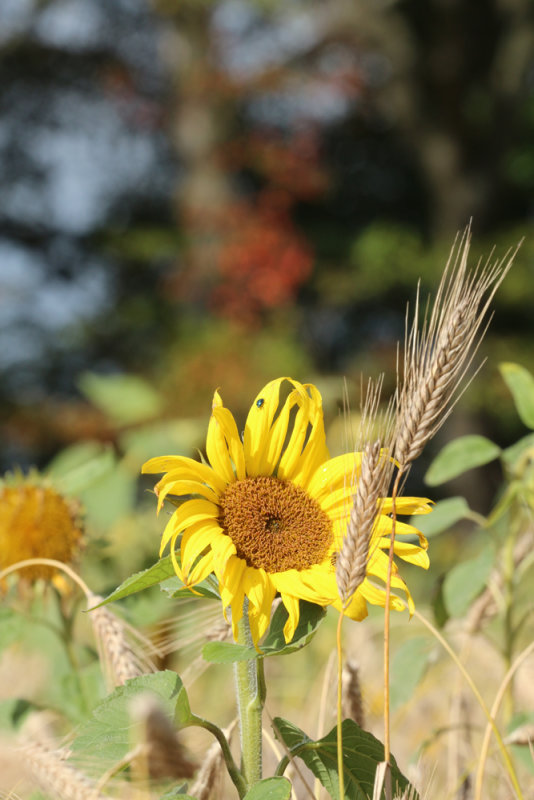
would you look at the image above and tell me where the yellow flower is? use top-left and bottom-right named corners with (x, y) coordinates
top-left (0, 476), bottom-right (84, 587)
top-left (143, 378), bottom-right (430, 644)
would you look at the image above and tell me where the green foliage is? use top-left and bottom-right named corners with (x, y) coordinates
top-left (390, 637), bottom-right (432, 710)
top-left (93, 556), bottom-right (178, 606)
top-left (78, 372), bottom-right (163, 425)
top-left (424, 435), bottom-right (501, 486)
top-left (202, 601), bottom-right (325, 662)
top-left (443, 542), bottom-right (494, 618)
top-left (273, 718), bottom-right (414, 800)
top-left (71, 671), bottom-right (189, 767)
top-left (412, 496), bottom-right (471, 536)
top-left (500, 362), bottom-right (534, 430)
top-left (243, 777), bottom-right (292, 800)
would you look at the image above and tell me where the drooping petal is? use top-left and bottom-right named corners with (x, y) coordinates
top-left (280, 593), bottom-right (300, 642)
top-left (210, 534), bottom-right (237, 578)
top-left (180, 522), bottom-right (221, 575)
top-left (186, 552), bottom-right (216, 587)
top-left (244, 569), bottom-right (276, 643)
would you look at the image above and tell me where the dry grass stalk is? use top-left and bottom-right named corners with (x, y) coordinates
top-left (336, 379), bottom-right (395, 606)
top-left (395, 228), bottom-right (519, 470)
top-left (189, 719), bottom-right (237, 800)
top-left (465, 530), bottom-right (533, 635)
top-left (130, 693), bottom-right (197, 780)
top-left (89, 594), bottom-right (151, 689)
top-left (22, 739), bottom-right (109, 800)
top-left (341, 659), bottom-right (365, 728)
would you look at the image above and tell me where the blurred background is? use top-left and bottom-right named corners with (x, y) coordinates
top-left (2, 0), bottom-right (534, 509)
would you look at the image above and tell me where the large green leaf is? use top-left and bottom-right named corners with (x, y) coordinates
top-left (243, 777), bottom-right (292, 800)
top-left (425, 435), bottom-right (501, 486)
top-left (71, 672), bottom-right (190, 766)
top-left (390, 637), bottom-right (432, 710)
top-left (203, 601), bottom-right (326, 663)
top-left (93, 556), bottom-right (177, 607)
top-left (79, 371), bottom-right (163, 425)
top-left (411, 496), bottom-right (471, 537)
top-left (443, 543), bottom-right (494, 618)
top-left (273, 718), bottom-right (414, 800)
top-left (500, 362), bottom-right (534, 429)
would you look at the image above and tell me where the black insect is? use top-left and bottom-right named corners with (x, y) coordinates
top-left (256, 398), bottom-right (265, 408)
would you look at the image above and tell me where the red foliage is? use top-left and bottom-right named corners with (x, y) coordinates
top-left (212, 194), bottom-right (313, 325)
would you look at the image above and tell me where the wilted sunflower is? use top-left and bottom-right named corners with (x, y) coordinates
top-left (143, 378), bottom-right (430, 644)
top-left (0, 473), bottom-right (84, 588)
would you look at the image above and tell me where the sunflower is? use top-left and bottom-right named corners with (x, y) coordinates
top-left (0, 473), bottom-right (84, 588)
top-left (143, 378), bottom-right (430, 644)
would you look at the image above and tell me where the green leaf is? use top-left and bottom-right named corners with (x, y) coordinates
top-left (390, 637), bottom-right (431, 710)
top-left (273, 718), bottom-right (414, 800)
top-left (425, 435), bottom-right (501, 486)
top-left (411, 497), bottom-right (471, 537)
top-left (93, 556), bottom-right (177, 607)
top-left (160, 575), bottom-right (220, 601)
top-left (46, 441), bottom-right (115, 494)
top-left (443, 544), bottom-right (494, 618)
top-left (203, 601), bottom-right (326, 663)
top-left (500, 362), bottom-right (534, 429)
top-left (243, 777), bottom-right (292, 800)
top-left (71, 672), bottom-right (187, 766)
top-left (79, 372), bottom-right (163, 425)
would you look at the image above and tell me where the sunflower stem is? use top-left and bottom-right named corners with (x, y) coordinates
top-left (234, 600), bottom-right (264, 788)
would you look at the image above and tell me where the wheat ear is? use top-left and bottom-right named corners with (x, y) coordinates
top-left (395, 227), bottom-right (520, 470)
top-left (336, 378), bottom-right (395, 606)
top-left (341, 659), bottom-right (365, 728)
top-left (129, 692), bottom-right (197, 780)
top-left (22, 740), bottom-right (109, 800)
top-left (88, 594), bottom-right (150, 689)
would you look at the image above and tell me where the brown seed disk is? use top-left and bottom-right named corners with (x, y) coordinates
top-left (219, 476), bottom-right (332, 573)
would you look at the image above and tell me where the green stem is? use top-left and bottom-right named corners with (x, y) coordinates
top-left (187, 715), bottom-right (247, 799)
top-left (234, 600), bottom-right (264, 788)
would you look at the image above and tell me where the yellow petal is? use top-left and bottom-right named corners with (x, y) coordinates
top-left (219, 556), bottom-right (247, 610)
top-left (245, 569), bottom-right (276, 643)
top-left (333, 589), bottom-right (368, 621)
top-left (380, 497), bottom-right (433, 515)
top-left (280, 593), bottom-right (300, 642)
top-left (147, 456), bottom-right (227, 494)
top-left (159, 499), bottom-right (219, 552)
top-left (277, 386), bottom-right (313, 481)
top-left (307, 453), bottom-right (362, 500)
top-left (243, 378), bottom-right (287, 475)
top-left (156, 479), bottom-right (219, 513)
top-left (211, 534), bottom-right (237, 579)
top-left (212, 405), bottom-right (246, 480)
top-left (181, 522), bottom-right (220, 575)
top-left (288, 383), bottom-right (330, 487)
top-left (206, 391), bottom-right (240, 484)
top-left (186, 552), bottom-right (215, 586)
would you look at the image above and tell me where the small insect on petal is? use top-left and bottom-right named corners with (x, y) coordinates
top-left (256, 398), bottom-right (265, 408)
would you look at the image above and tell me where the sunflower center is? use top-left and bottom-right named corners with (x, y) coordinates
top-left (219, 476), bottom-right (333, 573)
